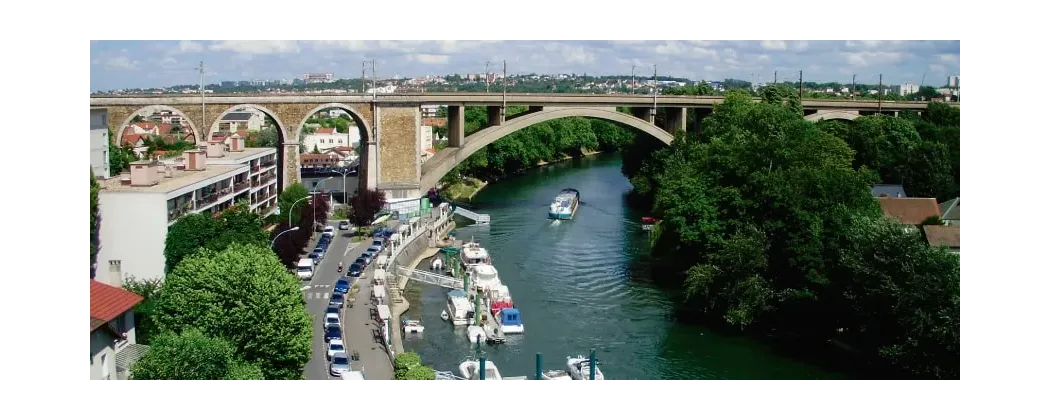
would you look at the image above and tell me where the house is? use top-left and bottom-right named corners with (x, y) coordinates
top-left (871, 184), bottom-right (907, 198)
top-left (939, 197), bottom-right (960, 226)
top-left (218, 111), bottom-right (264, 132)
top-left (90, 279), bottom-right (147, 380)
top-left (303, 127), bottom-right (359, 153)
top-left (301, 153), bottom-right (340, 169)
top-left (877, 197), bottom-right (941, 233)
top-left (923, 225), bottom-right (960, 254)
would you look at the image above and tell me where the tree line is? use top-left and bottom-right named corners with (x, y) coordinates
top-left (619, 91), bottom-right (960, 379)
top-left (439, 106), bottom-right (638, 185)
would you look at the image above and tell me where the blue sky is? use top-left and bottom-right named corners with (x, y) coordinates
top-left (90, 40), bottom-right (960, 91)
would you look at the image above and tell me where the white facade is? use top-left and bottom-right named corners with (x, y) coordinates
top-left (899, 83), bottom-right (919, 96)
top-left (948, 75), bottom-right (959, 88)
top-left (91, 108), bottom-right (110, 178)
top-left (90, 311), bottom-right (137, 380)
top-left (303, 128), bottom-right (360, 153)
top-left (97, 148), bottom-right (278, 282)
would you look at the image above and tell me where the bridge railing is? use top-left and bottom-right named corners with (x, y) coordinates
top-left (453, 206), bottom-right (490, 225)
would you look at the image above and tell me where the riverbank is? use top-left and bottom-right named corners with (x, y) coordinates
top-left (440, 148), bottom-right (606, 203)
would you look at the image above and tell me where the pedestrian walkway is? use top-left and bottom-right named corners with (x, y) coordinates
top-left (341, 244), bottom-right (395, 380)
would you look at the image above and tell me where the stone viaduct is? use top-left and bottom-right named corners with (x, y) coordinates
top-left (89, 92), bottom-right (945, 211)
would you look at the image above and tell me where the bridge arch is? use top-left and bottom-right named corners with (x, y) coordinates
top-left (420, 107), bottom-right (674, 190)
top-left (208, 103), bottom-right (293, 189)
top-left (292, 103), bottom-right (372, 146)
top-left (804, 110), bottom-right (860, 123)
top-left (114, 105), bottom-right (202, 147)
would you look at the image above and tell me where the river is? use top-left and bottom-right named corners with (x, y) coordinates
top-left (401, 153), bottom-right (847, 379)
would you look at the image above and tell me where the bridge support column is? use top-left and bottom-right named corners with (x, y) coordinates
top-left (281, 140), bottom-right (300, 191)
top-left (662, 107), bottom-right (687, 135)
top-left (528, 106), bottom-right (543, 113)
top-left (447, 105), bottom-right (465, 147)
top-left (692, 108), bottom-right (712, 137)
top-left (630, 107), bottom-right (654, 124)
top-left (487, 106), bottom-right (504, 126)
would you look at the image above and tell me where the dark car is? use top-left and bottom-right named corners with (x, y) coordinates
top-left (325, 324), bottom-right (342, 343)
top-left (366, 246), bottom-right (380, 258)
top-left (308, 252), bottom-right (321, 265)
top-left (318, 237), bottom-right (331, 249)
top-left (358, 253), bottom-right (372, 266)
top-left (334, 278), bottom-right (351, 294)
top-left (348, 263), bottom-right (363, 278)
top-left (328, 291), bottom-right (345, 308)
top-left (354, 257), bottom-right (367, 268)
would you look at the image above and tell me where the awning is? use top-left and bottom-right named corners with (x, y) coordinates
top-left (377, 304), bottom-right (391, 321)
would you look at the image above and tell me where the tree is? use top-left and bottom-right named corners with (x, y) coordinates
top-left (278, 183), bottom-right (311, 226)
top-left (155, 243), bottom-right (312, 379)
top-left (90, 171), bottom-right (101, 278)
top-left (164, 213), bottom-right (218, 273)
top-left (350, 189), bottom-right (387, 226)
top-left (109, 142), bottom-right (137, 173)
top-left (123, 276), bottom-right (164, 345)
top-left (130, 329), bottom-right (263, 380)
top-left (393, 352), bottom-right (435, 380)
top-left (312, 144), bottom-right (321, 154)
top-left (207, 201), bottom-right (270, 251)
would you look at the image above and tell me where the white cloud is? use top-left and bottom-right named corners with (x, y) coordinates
top-left (105, 56), bottom-right (138, 70)
top-left (842, 51), bottom-right (905, 66)
top-left (178, 40), bottom-right (203, 53)
top-left (208, 40), bottom-right (301, 55)
top-left (928, 63), bottom-right (947, 73)
top-left (936, 53), bottom-right (960, 66)
top-left (761, 40), bottom-right (787, 51)
top-left (414, 54), bottom-right (450, 64)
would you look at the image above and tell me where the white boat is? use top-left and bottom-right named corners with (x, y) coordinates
top-left (431, 257), bottom-right (444, 272)
top-left (402, 319), bottom-right (424, 334)
top-left (444, 289), bottom-right (474, 326)
top-left (497, 307), bottom-right (525, 334)
top-left (548, 188), bottom-right (580, 220)
top-left (466, 325), bottom-right (487, 344)
top-left (460, 241), bottom-right (491, 269)
top-left (566, 355), bottom-right (604, 380)
top-left (470, 263), bottom-right (503, 292)
top-left (541, 370), bottom-right (573, 380)
top-left (459, 360), bottom-right (502, 380)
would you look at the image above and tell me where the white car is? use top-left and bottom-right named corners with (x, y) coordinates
top-left (324, 313), bottom-right (340, 328)
top-left (323, 226), bottom-right (335, 238)
top-left (327, 339), bottom-right (345, 360)
top-left (330, 351), bottom-right (350, 376)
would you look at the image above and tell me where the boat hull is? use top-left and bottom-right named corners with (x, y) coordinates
top-left (500, 324), bottom-right (525, 334)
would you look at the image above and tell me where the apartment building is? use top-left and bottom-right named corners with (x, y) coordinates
top-left (96, 136), bottom-right (278, 283)
top-left (303, 127), bottom-right (360, 153)
top-left (91, 108), bottom-right (110, 178)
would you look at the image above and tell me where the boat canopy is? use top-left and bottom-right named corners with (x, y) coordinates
top-left (500, 308), bottom-right (523, 327)
top-left (389, 233), bottom-right (401, 242)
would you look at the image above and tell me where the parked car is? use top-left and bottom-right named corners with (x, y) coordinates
top-left (338, 221), bottom-right (350, 230)
top-left (334, 278), bottom-right (351, 294)
top-left (327, 339), bottom-right (345, 360)
top-left (330, 352), bottom-right (350, 376)
top-left (354, 257), bottom-right (367, 268)
top-left (323, 226), bottom-right (335, 238)
top-left (325, 324), bottom-right (342, 343)
top-left (371, 240), bottom-right (385, 252)
top-left (324, 313), bottom-right (340, 328)
top-left (313, 247), bottom-right (326, 259)
top-left (348, 263), bottom-right (363, 278)
top-left (326, 305), bottom-right (340, 317)
top-left (308, 252), bottom-right (321, 265)
top-left (358, 253), bottom-right (372, 266)
top-left (366, 247), bottom-right (381, 258)
top-left (328, 291), bottom-right (345, 308)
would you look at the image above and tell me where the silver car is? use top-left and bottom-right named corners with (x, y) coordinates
top-left (330, 352), bottom-right (350, 377)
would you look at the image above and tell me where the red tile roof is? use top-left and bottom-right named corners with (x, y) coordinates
top-left (924, 225), bottom-right (960, 248)
top-left (421, 118), bottom-right (446, 127)
top-left (90, 280), bottom-right (142, 331)
top-left (878, 197), bottom-right (941, 225)
top-left (315, 127), bottom-right (336, 135)
top-left (133, 122), bottom-right (157, 131)
top-left (331, 146), bottom-right (355, 152)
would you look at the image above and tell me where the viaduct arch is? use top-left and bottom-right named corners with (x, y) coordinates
top-left (114, 105), bottom-right (202, 147)
top-left (420, 107), bottom-right (675, 190)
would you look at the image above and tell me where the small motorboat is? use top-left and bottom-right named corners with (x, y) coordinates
top-left (459, 359), bottom-right (502, 380)
top-left (466, 326), bottom-right (487, 344)
top-left (566, 355), bottom-right (605, 380)
top-left (402, 319), bottom-right (424, 334)
top-left (440, 310), bottom-right (450, 322)
top-left (431, 257), bottom-right (444, 272)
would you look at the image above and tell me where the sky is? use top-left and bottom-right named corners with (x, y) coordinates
top-left (89, 40), bottom-right (960, 92)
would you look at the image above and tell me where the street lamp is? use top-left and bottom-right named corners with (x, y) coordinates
top-left (312, 177), bottom-right (333, 231)
top-left (289, 195), bottom-right (311, 227)
top-left (270, 226), bottom-right (300, 248)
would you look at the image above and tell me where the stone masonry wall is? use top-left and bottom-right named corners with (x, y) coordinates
top-left (377, 105), bottom-right (420, 186)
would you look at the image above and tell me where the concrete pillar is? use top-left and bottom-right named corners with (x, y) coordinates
top-left (358, 107), bottom-right (379, 192)
top-left (448, 105), bottom-right (465, 148)
top-left (281, 140), bottom-right (300, 191)
top-left (662, 107), bottom-right (687, 134)
top-left (528, 105), bottom-right (543, 113)
top-left (487, 106), bottom-right (504, 126)
top-left (630, 107), bottom-right (654, 124)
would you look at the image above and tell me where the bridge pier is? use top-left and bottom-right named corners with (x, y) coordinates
top-left (487, 106), bottom-right (505, 126)
top-left (662, 107), bottom-right (687, 135)
top-left (447, 105), bottom-right (465, 147)
top-left (693, 108), bottom-right (712, 137)
top-left (528, 106), bottom-right (543, 113)
top-left (630, 107), bottom-right (655, 124)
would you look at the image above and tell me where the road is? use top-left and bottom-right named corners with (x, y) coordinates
top-left (302, 223), bottom-right (395, 380)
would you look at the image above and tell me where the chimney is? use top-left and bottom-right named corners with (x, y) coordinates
top-left (183, 150), bottom-right (207, 171)
top-left (130, 161), bottom-right (160, 187)
top-left (229, 134), bottom-right (245, 152)
top-left (207, 138), bottom-right (226, 158)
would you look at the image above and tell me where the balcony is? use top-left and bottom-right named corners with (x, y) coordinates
top-left (196, 194), bottom-right (219, 208)
top-left (251, 165), bottom-right (261, 173)
top-left (256, 173), bottom-right (275, 186)
top-left (253, 192), bottom-right (274, 205)
top-left (257, 203), bottom-right (277, 216)
top-left (261, 160), bottom-right (277, 168)
top-left (234, 180), bottom-right (250, 192)
top-left (167, 204), bottom-right (192, 222)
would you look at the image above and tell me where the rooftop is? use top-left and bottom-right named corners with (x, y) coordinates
top-left (101, 162), bottom-right (245, 194)
top-left (90, 280), bottom-right (143, 332)
top-left (878, 197), bottom-right (941, 225)
top-left (207, 147), bottom-right (276, 164)
top-left (222, 112), bottom-right (254, 121)
top-left (939, 197), bottom-right (960, 221)
top-left (924, 225), bottom-right (960, 249)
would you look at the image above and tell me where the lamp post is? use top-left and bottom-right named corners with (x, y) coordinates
top-left (289, 195), bottom-right (311, 227)
top-left (312, 176), bottom-right (333, 231)
top-left (270, 226), bottom-right (300, 248)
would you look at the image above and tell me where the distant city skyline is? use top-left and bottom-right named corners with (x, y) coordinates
top-left (90, 40), bottom-right (960, 92)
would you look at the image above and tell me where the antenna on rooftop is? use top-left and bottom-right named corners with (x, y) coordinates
top-left (196, 61), bottom-right (206, 141)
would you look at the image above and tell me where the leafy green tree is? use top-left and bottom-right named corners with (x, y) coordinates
top-left (109, 142), bottom-right (137, 173)
top-left (122, 276), bottom-right (164, 345)
top-left (164, 213), bottom-right (219, 273)
top-left (279, 182), bottom-right (311, 225)
top-left (90, 171), bottom-right (101, 278)
top-left (130, 329), bottom-right (263, 380)
top-left (393, 352), bottom-right (434, 380)
top-left (155, 243), bottom-right (312, 379)
top-left (207, 201), bottom-right (270, 251)
top-left (403, 365), bottom-right (437, 380)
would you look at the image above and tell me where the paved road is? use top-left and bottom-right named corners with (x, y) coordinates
top-left (303, 224), bottom-right (395, 380)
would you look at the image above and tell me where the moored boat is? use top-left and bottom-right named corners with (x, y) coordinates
top-left (497, 307), bottom-right (524, 334)
top-left (466, 325), bottom-right (487, 344)
top-left (402, 319), bottom-right (424, 334)
top-left (548, 188), bottom-right (580, 220)
top-left (566, 355), bottom-right (604, 380)
top-left (458, 359), bottom-right (503, 380)
top-left (444, 290), bottom-right (474, 326)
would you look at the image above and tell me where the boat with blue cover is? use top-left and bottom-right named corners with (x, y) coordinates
top-left (548, 188), bottom-right (580, 220)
